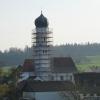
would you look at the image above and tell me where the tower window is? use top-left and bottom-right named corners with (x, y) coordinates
top-left (44, 37), bottom-right (46, 41)
top-left (51, 76), bottom-right (54, 80)
top-left (43, 50), bottom-right (47, 54)
top-left (60, 76), bottom-right (64, 81)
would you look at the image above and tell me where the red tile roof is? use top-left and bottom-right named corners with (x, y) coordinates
top-left (51, 57), bottom-right (77, 73)
top-left (22, 57), bottom-right (77, 73)
top-left (22, 59), bottom-right (35, 72)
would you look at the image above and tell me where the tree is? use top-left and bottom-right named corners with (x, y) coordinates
top-left (0, 68), bottom-right (3, 76)
top-left (0, 84), bottom-right (9, 97)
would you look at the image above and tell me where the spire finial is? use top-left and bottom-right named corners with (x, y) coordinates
top-left (41, 10), bottom-right (42, 15)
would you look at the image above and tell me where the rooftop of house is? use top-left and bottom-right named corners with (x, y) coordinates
top-left (22, 59), bottom-right (35, 72)
top-left (73, 72), bottom-right (100, 94)
top-left (51, 57), bottom-right (77, 73)
top-left (74, 72), bottom-right (100, 79)
top-left (17, 80), bottom-right (74, 92)
top-left (22, 57), bottom-right (77, 73)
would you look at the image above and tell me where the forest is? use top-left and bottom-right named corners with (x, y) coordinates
top-left (0, 43), bottom-right (100, 66)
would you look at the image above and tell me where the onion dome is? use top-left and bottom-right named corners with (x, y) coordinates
top-left (35, 12), bottom-right (48, 28)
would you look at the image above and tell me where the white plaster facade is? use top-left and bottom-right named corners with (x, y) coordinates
top-left (22, 92), bottom-right (71, 100)
top-left (51, 73), bottom-right (74, 82)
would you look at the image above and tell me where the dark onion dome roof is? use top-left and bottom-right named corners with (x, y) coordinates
top-left (35, 13), bottom-right (48, 28)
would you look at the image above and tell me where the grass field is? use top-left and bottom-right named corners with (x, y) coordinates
top-left (0, 66), bottom-right (17, 74)
top-left (76, 55), bottom-right (100, 71)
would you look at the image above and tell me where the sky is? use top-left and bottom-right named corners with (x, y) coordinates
top-left (0, 0), bottom-right (100, 51)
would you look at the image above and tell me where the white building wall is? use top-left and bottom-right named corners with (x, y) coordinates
top-left (19, 72), bottom-right (35, 82)
top-left (35, 92), bottom-right (67, 100)
top-left (21, 72), bottom-right (34, 77)
top-left (52, 73), bottom-right (74, 82)
top-left (22, 92), bottom-right (72, 100)
top-left (23, 92), bottom-right (35, 99)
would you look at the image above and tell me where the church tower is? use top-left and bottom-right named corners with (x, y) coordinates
top-left (32, 12), bottom-right (53, 81)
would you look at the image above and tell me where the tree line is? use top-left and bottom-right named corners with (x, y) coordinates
top-left (0, 43), bottom-right (100, 66)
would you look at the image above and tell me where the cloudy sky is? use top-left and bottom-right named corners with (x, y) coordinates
top-left (0, 0), bottom-right (100, 51)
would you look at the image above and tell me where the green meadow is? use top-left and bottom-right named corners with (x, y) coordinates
top-left (77, 55), bottom-right (100, 71)
top-left (0, 66), bottom-right (17, 75)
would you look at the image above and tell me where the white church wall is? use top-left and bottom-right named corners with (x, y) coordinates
top-left (22, 92), bottom-right (72, 100)
top-left (51, 73), bottom-right (74, 82)
top-left (23, 92), bottom-right (35, 99)
top-left (35, 92), bottom-right (67, 100)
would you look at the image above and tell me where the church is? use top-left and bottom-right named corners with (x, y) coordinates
top-left (18, 12), bottom-right (77, 100)
top-left (21, 12), bottom-right (77, 82)
top-left (18, 12), bottom-right (100, 100)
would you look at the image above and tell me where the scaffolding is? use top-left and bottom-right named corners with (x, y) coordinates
top-left (32, 27), bottom-right (53, 80)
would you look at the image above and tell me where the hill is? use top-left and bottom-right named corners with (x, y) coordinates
top-left (0, 43), bottom-right (100, 70)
